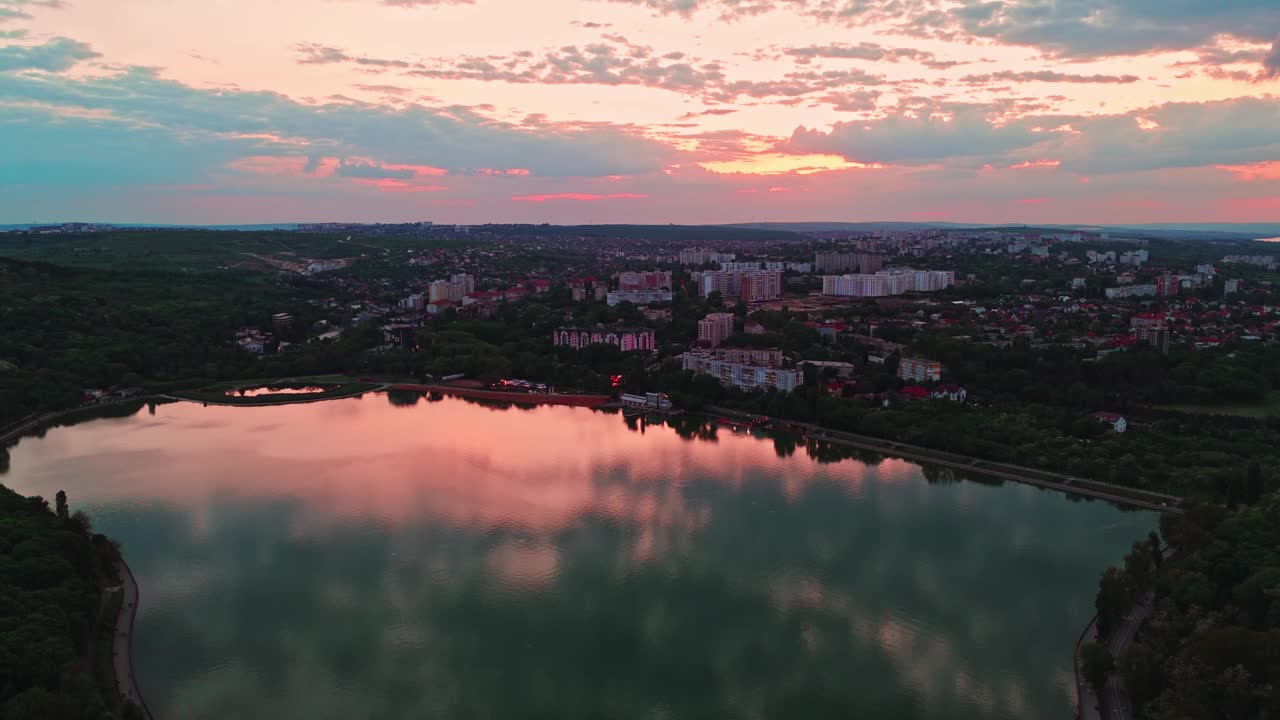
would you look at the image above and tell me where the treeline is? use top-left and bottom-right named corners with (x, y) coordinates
top-left (0, 484), bottom-right (135, 718)
top-left (908, 337), bottom-right (1280, 409)
top-left (630, 369), bottom-right (1279, 500)
top-left (0, 258), bottom-right (326, 427)
top-left (1089, 494), bottom-right (1280, 718)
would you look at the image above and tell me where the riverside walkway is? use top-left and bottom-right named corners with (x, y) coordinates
top-left (112, 558), bottom-right (155, 719)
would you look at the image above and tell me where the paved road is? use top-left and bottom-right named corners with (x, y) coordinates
top-left (113, 559), bottom-right (155, 719)
top-left (1101, 591), bottom-right (1154, 720)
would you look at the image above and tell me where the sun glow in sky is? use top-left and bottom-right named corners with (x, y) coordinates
top-left (0, 0), bottom-right (1278, 224)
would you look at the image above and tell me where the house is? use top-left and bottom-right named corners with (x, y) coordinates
top-left (238, 337), bottom-right (267, 355)
top-left (1094, 412), bottom-right (1128, 433)
top-left (930, 384), bottom-right (967, 402)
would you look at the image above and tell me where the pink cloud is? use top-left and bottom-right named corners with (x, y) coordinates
top-left (353, 178), bottom-right (448, 193)
top-left (228, 156), bottom-right (337, 177)
top-left (511, 192), bottom-right (648, 202)
top-left (1016, 197), bottom-right (1049, 205)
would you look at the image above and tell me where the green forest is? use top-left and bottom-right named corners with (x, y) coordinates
top-left (1087, 493), bottom-right (1280, 719)
top-left (0, 484), bottom-right (137, 719)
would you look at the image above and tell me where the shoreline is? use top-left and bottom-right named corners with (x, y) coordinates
top-left (390, 383), bottom-right (611, 407)
top-left (705, 405), bottom-right (1182, 514)
top-left (113, 555), bottom-right (155, 720)
top-left (161, 382), bottom-right (386, 407)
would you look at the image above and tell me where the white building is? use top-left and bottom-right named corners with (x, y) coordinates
top-left (607, 290), bottom-right (673, 307)
top-left (681, 353), bottom-right (800, 393)
top-left (822, 270), bottom-right (955, 297)
top-left (1104, 284), bottom-right (1158, 299)
top-left (899, 356), bottom-right (942, 383)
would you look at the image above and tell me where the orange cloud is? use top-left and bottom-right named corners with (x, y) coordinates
top-left (1009, 159), bottom-right (1061, 169)
top-left (700, 153), bottom-right (882, 176)
top-left (1216, 161), bottom-right (1280, 181)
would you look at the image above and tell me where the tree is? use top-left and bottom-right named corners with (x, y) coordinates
top-left (1081, 641), bottom-right (1115, 694)
top-left (1119, 642), bottom-right (1161, 709)
top-left (1096, 567), bottom-right (1133, 639)
top-left (54, 490), bottom-right (68, 520)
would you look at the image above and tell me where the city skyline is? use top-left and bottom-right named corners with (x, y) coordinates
top-left (1, 0), bottom-right (1278, 224)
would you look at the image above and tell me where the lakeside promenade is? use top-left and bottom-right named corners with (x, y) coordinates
top-left (112, 558), bottom-right (155, 720)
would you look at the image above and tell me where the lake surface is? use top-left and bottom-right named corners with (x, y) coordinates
top-left (1, 394), bottom-right (1155, 719)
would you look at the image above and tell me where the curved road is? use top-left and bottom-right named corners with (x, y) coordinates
top-left (113, 558), bottom-right (155, 719)
top-left (1102, 591), bottom-right (1154, 720)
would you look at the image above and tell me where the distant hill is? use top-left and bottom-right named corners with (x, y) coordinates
top-left (717, 221), bottom-right (1280, 241)
top-left (714, 221), bottom-right (983, 233)
top-left (0, 223), bottom-right (300, 232)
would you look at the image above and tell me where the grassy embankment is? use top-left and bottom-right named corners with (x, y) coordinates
top-left (1156, 390), bottom-right (1280, 418)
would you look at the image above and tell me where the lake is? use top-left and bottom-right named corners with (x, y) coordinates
top-left (1, 393), bottom-right (1155, 719)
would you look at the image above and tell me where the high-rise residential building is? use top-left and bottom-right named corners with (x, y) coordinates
top-left (697, 312), bottom-right (736, 347)
top-left (815, 252), bottom-right (884, 274)
top-left (898, 356), bottom-right (942, 383)
top-left (617, 270), bottom-right (673, 290)
top-left (1156, 273), bottom-right (1180, 297)
top-left (1135, 324), bottom-right (1170, 354)
top-left (594, 284), bottom-right (609, 301)
top-left (271, 313), bottom-right (295, 332)
top-left (739, 271), bottom-right (782, 302)
top-left (553, 326), bottom-right (656, 352)
top-left (1224, 278), bottom-right (1243, 295)
top-left (821, 270), bottom-right (954, 297)
top-left (719, 261), bottom-right (762, 272)
top-left (681, 353), bottom-right (800, 393)
top-left (450, 273), bottom-right (476, 297)
top-left (429, 280), bottom-right (453, 303)
top-left (699, 270), bottom-right (783, 301)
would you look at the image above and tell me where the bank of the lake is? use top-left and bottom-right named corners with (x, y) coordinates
top-left (165, 381), bottom-right (383, 406)
top-left (0, 393), bottom-right (1157, 720)
top-left (0, 483), bottom-right (143, 718)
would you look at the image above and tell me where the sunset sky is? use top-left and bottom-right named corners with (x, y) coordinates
top-left (0, 0), bottom-right (1277, 225)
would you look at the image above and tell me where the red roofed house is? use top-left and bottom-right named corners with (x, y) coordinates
top-left (1094, 412), bottom-right (1127, 433)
